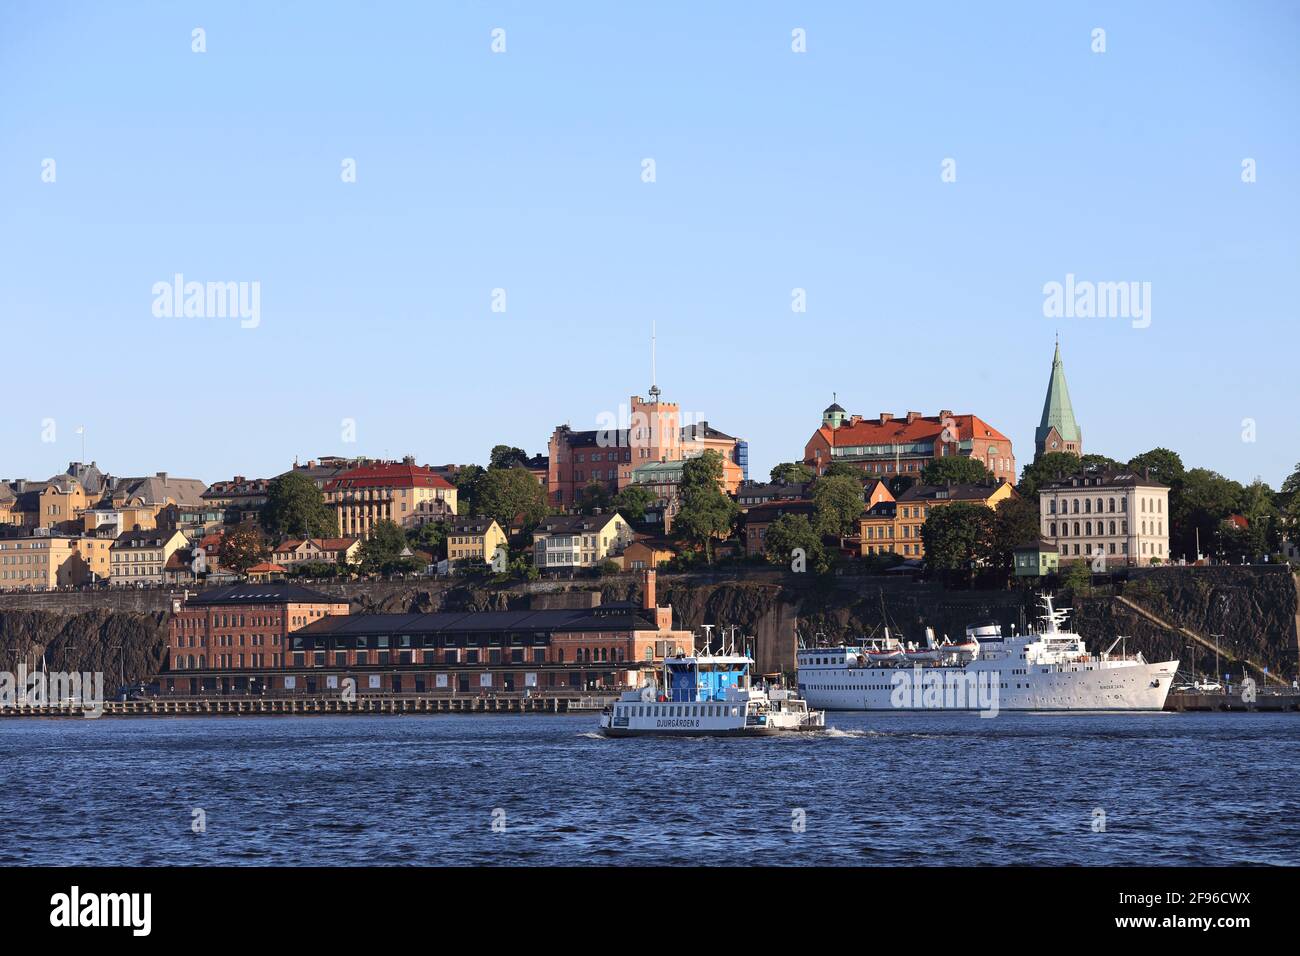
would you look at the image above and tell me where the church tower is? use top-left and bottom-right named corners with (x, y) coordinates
top-left (1034, 340), bottom-right (1082, 460)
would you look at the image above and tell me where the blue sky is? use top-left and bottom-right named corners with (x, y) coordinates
top-left (1, 1), bottom-right (1296, 488)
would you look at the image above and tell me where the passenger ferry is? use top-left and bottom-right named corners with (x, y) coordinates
top-left (797, 595), bottom-right (1178, 712)
top-left (599, 635), bottom-right (825, 737)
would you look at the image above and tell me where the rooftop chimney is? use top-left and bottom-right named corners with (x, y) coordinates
top-left (905, 411), bottom-right (921, 423)
top-left (879, 413), bottom-right (893, 423)
top-left (642, 569), bottom-right (656, 611)
top-left (938, 409), bottom-right (953, 421)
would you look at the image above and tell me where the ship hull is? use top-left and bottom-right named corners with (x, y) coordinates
top-left (799, 660), bottom-right (1178, 713)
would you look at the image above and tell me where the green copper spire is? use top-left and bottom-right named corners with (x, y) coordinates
top-left (1035, 340), bottom-right (1082, 457)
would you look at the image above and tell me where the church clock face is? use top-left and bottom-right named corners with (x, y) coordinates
top-left (1051, 441), bottom-right (1058, 448)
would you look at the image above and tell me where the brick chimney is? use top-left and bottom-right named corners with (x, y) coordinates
top-left (905, 411), bottom-right (921, 423)
top-left (879, 412), bottom-right (893, 423)
top-left (642, 569), bottom-right (656, 610)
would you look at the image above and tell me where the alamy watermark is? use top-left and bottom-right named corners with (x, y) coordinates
top-left (152, 274), bottom-right (261, 329)
top-left (1, 665), bottom-right (104, 718)
top-left (1042, 273), bottom-right (1151, 329)
top-left (890, 665), bottom-right (1000, 717)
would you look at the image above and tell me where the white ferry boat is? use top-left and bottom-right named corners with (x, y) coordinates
top-left (599, 637), bottom-right (825, 737)
top-left (797, 595), bottom-right (1178, 713)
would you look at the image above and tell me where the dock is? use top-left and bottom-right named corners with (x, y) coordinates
top-left (1166, 689), bottom-right (1300, 712)
top-left (0, 693), bottom-right (618, 718)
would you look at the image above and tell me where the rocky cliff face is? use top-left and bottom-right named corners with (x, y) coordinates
top-left (0, 608), bottom-right (167, 688)
top-left (1076, 566), bottom-right (1300, 680)
top-left (1, 568), bottom-right (1294, 684)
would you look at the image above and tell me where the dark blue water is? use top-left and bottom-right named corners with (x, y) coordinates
top-left (2, 712), bottom-right (1295, 865)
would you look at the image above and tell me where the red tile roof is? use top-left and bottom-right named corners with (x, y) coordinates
top-left (325, 462), bottom-right (453, 491)
top-left (816, 413), bottom-right (1010, 448)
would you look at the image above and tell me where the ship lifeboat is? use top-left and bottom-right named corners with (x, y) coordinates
top-left (865, 647), bottom-right (906, 663)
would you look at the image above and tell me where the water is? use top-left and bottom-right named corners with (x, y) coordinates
top-left (2, 712), bottom-right (1296, 866)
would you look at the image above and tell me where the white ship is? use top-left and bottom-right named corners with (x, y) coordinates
top-left (599, 630), bottom-right (825, 737)
top-left (797, 595), bottom-right (1178, 713)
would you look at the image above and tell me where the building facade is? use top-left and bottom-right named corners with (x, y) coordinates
top-left (166, 583), bottom-right (350, 674)
top-left (1038, 471), bottom-right (1170, 566)
top-left (447, 518), bottom-right (507, 566)
top-left (804, 404), bottom-right (1016, 485)
top-left (533, 513), bottom-right (634, 570)
top-left (271, 537), bottom-right (361, 570)
top-left (858, 481), bottom-right (1016, 560)
top-left (324, 458), bottom-right (458, 538)
top-left (109, 528), bottom-right (189, 586)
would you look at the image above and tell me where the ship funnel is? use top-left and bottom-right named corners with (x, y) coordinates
top-left (925, 627), bottom-right (936, 648)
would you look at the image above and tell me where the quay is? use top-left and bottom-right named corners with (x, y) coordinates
top-left (0, 693), bottom-right (618, 719)
top-left (1165, 689), bottom-right (1300, 712)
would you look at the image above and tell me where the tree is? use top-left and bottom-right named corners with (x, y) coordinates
top-left (822, 461), bottom-right (862, 480)
top-left (489, 445), bottom-right (529, 470)
top-left (920, 456), bottom-right (993, 486)
top-left (577, 481), bottom-right (612, 515)
top-left (1017, 452), bottom-right (1086, 499)
top-left (477, 466), bottom-right (549, 529)
top-left (219, 525), bottom-right (269, 574)
top-left (611, 484), bottom-right (656, 523)
top-left (1126, 448), bottom-right (1185, 488)
top-left (452, 464), bottom-right (486, 516)
top-left (991, 496), bottom-right (1041, 569)
top-left (811, 474), bottom-right (863, 538)
top-left (674, 450), bottom-right (738, 564)
top-left (762, 513), bottom-right (829, 574)
top-left (1172, 468), bottom-right (1243, 560)
top-left (1063, 560), bottom-right (1093, 597)
top-left (359, 519), bottom-right (412, 573)
top-left (406, 521), bottom-right (447, 561)
top-left (769, 461), bottom-right (814, 485)
top-left (261, 471), bottom-right (336, 539)
top-left (920, 503), bottom-right (996, 572)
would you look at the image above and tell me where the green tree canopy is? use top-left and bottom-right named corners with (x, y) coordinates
top-left (1126, 447), bottom-right (1185, 488)
top-left (477, 465), bottom-right (549, 529)
top-left (612, 484), bottom-right (656, 523)
top-left (488, 445), bottom-right (529, 470)
top-left (762, 513), bottom-right (830, 574)
top-left (359, 519), bottom-right (416, 573)
top-left (769, 461), bottom-right (814, 485)
top-left (990, 496), bottom-right (1041, 569)
top-left (578, 481), bottom-right (613, 515)
top-left (220, 525), bottom-right (270, 574)
top-left (920, 502), bottom-right (996, 572)
top-left (1017, 452), bottom-right (1086, 498)
top-left (452, 464), bottom-right (487, 516)
top-left (821, 461), bottom-right (862, 480)
top-left (674, 450), bottom-right (738, 563)
top-left (261, 471), bottom-right (336, 539)
top-left (811, 474), bottom-right (863, 537)
top-left (920, 456), bottom-right (994, 485)
top-left (406, 521), bottom-right (448, 561)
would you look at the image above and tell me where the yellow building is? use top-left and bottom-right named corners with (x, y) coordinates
top-left (110, 528), bottom-right (189, 586)
top-left (859, 481), bottom-right (1016, 560)
top-left (447, 518), bottom-right (507, 566)
top-left (0, 533), bottom-right (103, 589)
top-left (324, 458), bottom-right (458, 538)
top-left (37, 476), bottom-right (91, 529)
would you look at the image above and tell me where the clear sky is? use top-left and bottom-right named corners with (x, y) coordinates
top-left (1, 1), bottom-right (1296, 488)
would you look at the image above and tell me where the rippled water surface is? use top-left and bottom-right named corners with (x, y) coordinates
top-left (2, 712), bottom-right (1296, 865)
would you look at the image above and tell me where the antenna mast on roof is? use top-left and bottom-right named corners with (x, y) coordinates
top-left (649, 320), bottom-right (660, 401)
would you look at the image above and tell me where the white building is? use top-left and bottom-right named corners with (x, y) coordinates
top-left (533, 513), bottom-right (633, 571)
top-left (1039, 471), bottom-right (1170, 567)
